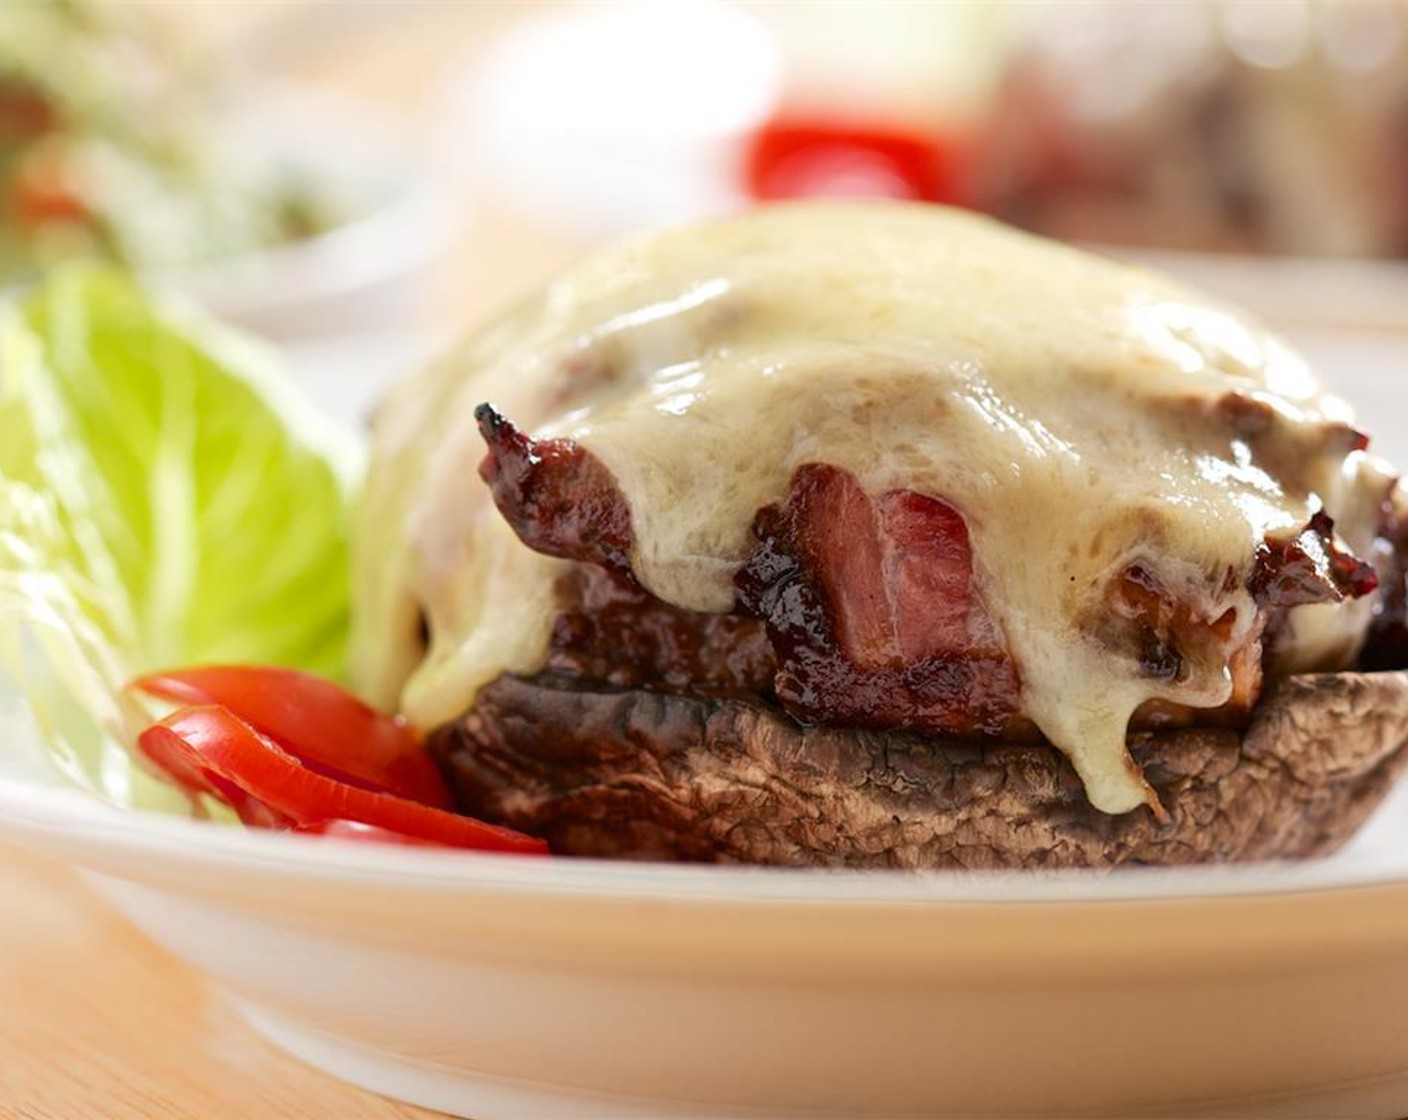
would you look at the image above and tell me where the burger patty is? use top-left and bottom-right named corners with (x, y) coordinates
top-left (429, 670), bottom-right (1408, 868)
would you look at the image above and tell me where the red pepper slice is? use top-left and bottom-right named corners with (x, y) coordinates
top-left (133, 666), bottom-right (453, 810)
top-left (138, 706), bottom-right (547, 855)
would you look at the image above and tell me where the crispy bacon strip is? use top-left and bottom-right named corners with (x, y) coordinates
top-left (475, 407), bottom-right (1387, 740)
top-left (476, 403), bottom-right (634, 572)
top-left (734, 463), bottom-right (1022, 737)
top-left (1250, 510), bottom-right (1378, 609)
top-left (1106, 563), bottom-right (1262, 723)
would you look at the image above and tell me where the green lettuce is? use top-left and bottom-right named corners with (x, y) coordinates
top-left (0, 267), bottom-right (359, 803)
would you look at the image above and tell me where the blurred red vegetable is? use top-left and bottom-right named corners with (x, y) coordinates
top-left (743, 115), bottom-right (970, 206)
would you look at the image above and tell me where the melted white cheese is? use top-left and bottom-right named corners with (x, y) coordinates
top-left (352, 202), bottom-right (1390, 815)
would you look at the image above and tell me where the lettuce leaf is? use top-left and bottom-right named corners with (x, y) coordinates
top-left (0, 267), bottom-right (359, 803)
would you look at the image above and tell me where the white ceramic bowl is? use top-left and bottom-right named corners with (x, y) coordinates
top-left (4, 682), bottom-right (1408, 1120)
top-left (171, 88), bottom-right (448, 345)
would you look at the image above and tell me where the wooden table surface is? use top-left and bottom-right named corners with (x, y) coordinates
top-left (2, 7), bottom-right (578, 1118)
top-left (0, 847), bottom-right (440, 1119)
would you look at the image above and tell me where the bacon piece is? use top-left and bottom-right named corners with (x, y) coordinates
top-left (1112, 564), bottom-right (1196, 681)
top-left (1360, 497), bottom-right (1408, 671)
top-left (476, 404), bottom-right (634, 572)
top-left (474, 408), bottom-right (1378, 739)
top-left (1250, 511), bottom-right (1378, 609)
top-left (548, 565), bottom-right (775, 698)
top-left (734, 463), bottom-right (1022, 737)
top-left (477, 405), bottom-right (773, 699)
top-left (1214, 390), bottom-right (1369, 455)
top-left (1109, 563), bottom-right (1250, 678)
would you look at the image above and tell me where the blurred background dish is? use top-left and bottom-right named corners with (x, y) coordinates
top-left (20, 1), bottom-right (1408, 343)
top-left (0, 1), bottom-right (342, 286)
top-left (153, 85), bottom-right (446, 348)
top-left (974, 0), bottom-right (1408, 328)
top-left (978, 0), bottom-right (1408, 259)
top-left (441, 2), bottom-right (998, 240)
top-left (440, 0), bottom-right (1408, 330)
top-left (446, 0), bottom-right (780, 239)
top-left (1, 0), bottom-right (447, 352)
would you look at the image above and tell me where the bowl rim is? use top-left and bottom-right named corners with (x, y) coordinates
top-left (4, 769), bottom-right (1407, 909)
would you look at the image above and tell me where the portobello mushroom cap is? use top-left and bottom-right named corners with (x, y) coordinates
top-left (430, 670), bottom-right (1408, 869)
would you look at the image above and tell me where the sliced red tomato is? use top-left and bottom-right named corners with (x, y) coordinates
top-left (135, 712), bottom-right (291, 829)
top-left (132, 665), bottom-right (452, 810)
top-left (138, 706), bottom-right (547, 855)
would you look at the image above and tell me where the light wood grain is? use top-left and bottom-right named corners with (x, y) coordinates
top-left (0, 843), bottom-right (438, 1119)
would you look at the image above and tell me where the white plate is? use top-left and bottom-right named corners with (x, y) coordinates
top-left (4, 334), bottom-right (1408, 1120)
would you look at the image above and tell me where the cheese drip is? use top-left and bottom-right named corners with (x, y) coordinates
top-left (352, 202), bottom-right (1390, 814)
